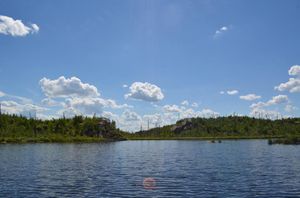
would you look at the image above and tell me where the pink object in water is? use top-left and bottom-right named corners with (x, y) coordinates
top-left (143, 177), bottom-right (156, 190)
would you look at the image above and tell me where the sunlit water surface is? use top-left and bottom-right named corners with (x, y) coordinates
top-left (0, 140), bottom-right (300, 197)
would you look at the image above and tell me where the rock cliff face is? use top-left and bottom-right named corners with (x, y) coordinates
top-left (171, 118), bottom-right (193, 133)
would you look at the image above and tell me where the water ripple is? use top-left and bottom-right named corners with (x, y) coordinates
top-left (0, 140), bottom-right (300, 197)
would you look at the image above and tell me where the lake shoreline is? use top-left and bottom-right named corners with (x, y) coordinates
top-left (2, 135), bottom-right (300, 144)
top-left (0, 136), bottom-right (126, 144)
top-left (126, 136), bottom-right (281, 141)
top-left (0, 135), bottom-right (284, 144)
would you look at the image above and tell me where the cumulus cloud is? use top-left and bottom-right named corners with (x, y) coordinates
top-left (39, 76), bottom-right (130, 120)
top-left (163, 103), bottom-right (219, 120)
top-left (41, 98), bottom-right (62, 107)
top-left (275, 65), bottom-right (300, 93)
top-left (288, 65), bottom-right (300, 76)
top-left (40, 76), bottom-right (100, 98)
top-left (125, 82), bottom-right (164, 102)
top-left (275, 78), bottom-right (300, 93)
top-left (0, 15), bottom-right (39, 36)
top-left (64, 97), bottom-right (128, 115)
top-left (122, 84), bottom-right (128, 88)
top-left (0, 100), bottom-right (47, 117)
top-left (57, 107), bottom-right (81, 118)
top-left (121, 110), bottom-right (141, 122)
top-left (240, 94), bottom-right (261, 101)
top-left (214, 26), bottom-right (229, 38)
top-left (163, 104), bottom-right (181, 113)
top-left (101, 111), bottom-right (118, 120)
top-left (267, 95), bottom-right (289, 105)
top-left (177, 108), bottom-right (219, 119)
top-left (144, 113), bottom-right (162, 126)
top-left (250, 95), bottom-right (288, 109)
top-left (249, 95), bottom-right (290, 119)
top-left (198, 109), bottom-right (220, 118)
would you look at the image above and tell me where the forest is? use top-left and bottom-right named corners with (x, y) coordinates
top-left (0, 113), bottom-right (124, 143)
top-left (126, 116), bottom-right (300, 140)
top-left (1, 113), bottom-right (300, 143)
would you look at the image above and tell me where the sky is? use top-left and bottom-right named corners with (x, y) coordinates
top-left (0, 0), bottom-right (300, 131)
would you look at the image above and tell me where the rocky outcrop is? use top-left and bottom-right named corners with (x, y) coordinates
top-left (171, 118), bottom-right (193, 133)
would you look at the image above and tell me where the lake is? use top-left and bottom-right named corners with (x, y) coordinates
top-left (0, 140), bottom-right (300, 197)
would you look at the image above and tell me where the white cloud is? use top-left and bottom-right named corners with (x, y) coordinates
top-left (57, 107), bottom-right (81, 118)
top-left (275, 78), bottom-right (300, 93)
top-left (250, 101), bottom-right (266, 109)
top-left (163, 104), bottom-right (181, 113)
top-left (220, 90), bottom-right (239, 95)
top-left (143, 114), bottom-right (162, 126)
top-left (285, 104), bottom-right (297, 113)
top-left (31, 23), bottom-right (39, 33)
top-left (250, 95), bottom-right (288, 109)
top-left (267, 95), bottom-right (289, 105)
top-left (0, 91), bottom-right (5, 97)
top-left (63, 97), bottom-right (128, 115)
top-left (275, 65), bottom-right (300, 93)
top-left (0, 15), bottom-right (39, 36)
top-left (40, 76), bottom-right (100, 98)
top-left (240, 94), bottom-right (261, 101)
top-left (101, 111), bottom-right (118, 120)
top-left (41, 98), bottom-right (62, 107)
top-left (0, 100), bottom-right (47, 117)
top-left (250, 108), bottom-right (282, 120)
top-left (214, 26), bottom-right (229, 38)
top-left (198, 109), bottom-right (220, 118)
top-left (1, 93), bottom-right (32, 104)
top-left (122, 84), bottom-right (128, 88)
top-left (227, 90), bottom-right (239, 95)
top-left (288, 65), bottom-right (300, 76)
top-left (121, 110), bottom-right (141, 122)
top-left (180, 108), bottom-right (219, 119)
top-left (125, 82), bottom-right (164, 102)
top-left (181, 100), bottom-right (189, 106)
top-left (38, 76), bottom-right (131, 121)
top-left (249, 95), bottom-right (290, 119)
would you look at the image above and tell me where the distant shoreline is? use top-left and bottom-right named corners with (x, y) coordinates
top-left (0, 136), bottom-right (125, 144)
top-left (0, 135), bottom-right (283, 144)
top-left (126, 136), bottom-right (281, 141)
top-left (1, 136), bottom-right (299, 145)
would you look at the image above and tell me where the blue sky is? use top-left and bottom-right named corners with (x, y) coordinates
top-left (1, 0), bottom-right (300, 131)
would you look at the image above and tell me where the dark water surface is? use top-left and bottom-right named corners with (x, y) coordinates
top-left (0, 140), bottom-right (300, 197)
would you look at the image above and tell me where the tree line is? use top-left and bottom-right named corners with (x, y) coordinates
top-left (0, 113), bottom-right (123, 140)
top-left (128, 116), bottom-right (300, 138)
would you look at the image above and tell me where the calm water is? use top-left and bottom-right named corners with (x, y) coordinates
top-left (0, 140), bottom-right (300, 197)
